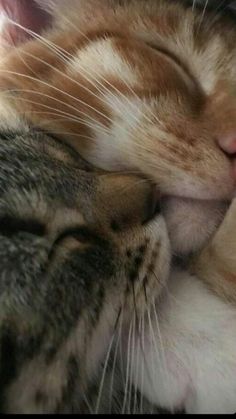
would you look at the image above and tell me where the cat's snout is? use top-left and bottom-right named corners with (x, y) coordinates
top-left (218, 135), bottom-right (236, 156)
top-left (100, 175), bottom-right (162, 232)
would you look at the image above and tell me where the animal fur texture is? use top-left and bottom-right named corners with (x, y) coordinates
top-left (0, 0), bottom-right (235, 414)
top-left (0, 0), bottom-right (235, 255)
top-left (0, 129), bottom-right (170, 413)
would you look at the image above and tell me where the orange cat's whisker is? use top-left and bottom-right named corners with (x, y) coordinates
top-left (0, 69), bottom-right (114, 124)
top-left (5, 17), bottom-right (71, 62)
top-left (1, 92), bottom-right (112, 139)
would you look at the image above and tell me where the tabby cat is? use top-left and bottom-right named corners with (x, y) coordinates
top-left (0, 129), bottom-right (170, 413)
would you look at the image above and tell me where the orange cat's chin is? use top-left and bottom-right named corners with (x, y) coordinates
top-left (161, 196), bottom-right (228, 255)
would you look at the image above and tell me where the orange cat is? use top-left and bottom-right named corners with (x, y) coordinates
top-left (0, 0), bottom-right (235, 292)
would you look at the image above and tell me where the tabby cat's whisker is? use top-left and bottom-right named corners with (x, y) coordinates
top-left (151, 301), bottom-right (174, 413)
top-left (81, 393), bottom-right (94, 415)
top-left (140, 312), bottom-right (145, 414)
top-left (130, 281), bottom-right (143, 413)
top-left (121, 314), bottom-right (134, 414)
top-left (162, 282), bottom-right (184, 307)
top-left (94, 307), bottom-right (122, 414)
top-left (149, 267), bottom-right (169, 290)
top-left (108, 308), bottom-right (124, 414)
top-left (197, 0), bottom-right (209, 34)
top-left (147, 308), bottom-right (155, 415)
top-left (127, 310), bottom-right (136, 414)
top-left (203, 0), bottom-right (228, 33)
top-left (132, 283), bottom-right (156, 414)
top-left (147, 308), bottom-right (159, 404)
top-left (132, 314), bottom-right (141, 414)
top-left (192, 0), bottom-right (197, 12)
top-left (94, 334), bottom-right (115, 414)
top-left (142, 284), bottom-right (166, 404)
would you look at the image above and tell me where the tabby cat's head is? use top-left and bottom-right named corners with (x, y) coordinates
top-left (0, 130), bottom-right (169, 413)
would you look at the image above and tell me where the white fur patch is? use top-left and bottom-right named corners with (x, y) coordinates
top-left (129, 269), bottom-right (236, 414)
top-left (68, 37), bottom-right (139, 86)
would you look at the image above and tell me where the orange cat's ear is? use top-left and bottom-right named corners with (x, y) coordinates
top-left (0, 0), bottom-right (51, 47)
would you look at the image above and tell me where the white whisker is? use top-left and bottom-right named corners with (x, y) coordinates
top-left (140, 312), bottom-right (145, 414)
top-left (0, 69), bottom-right (113, 125)
top-left (1, 91), bottom-right (111, 136)
top-left (95, 329), bottom-right (117, 414)
top-left (192, 0), bottom-right (197, 12)
top-left (121, 315), bottom-right (134, 414)
top-left (197, 0), bottom-right (209, 34)
top-left (132, 315), bottom-right (141, 414)
top-left (127, 311), bottom-right (136, 414)
top-left (82, 393), bottom-right (94, 414)
top-left (151, 301), bottom-right (174, 414)
top-left (108, 308), bottom-right (124, 413)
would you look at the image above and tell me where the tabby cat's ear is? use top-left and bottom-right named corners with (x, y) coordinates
top-left (0, 0), bottom-right (51, 47)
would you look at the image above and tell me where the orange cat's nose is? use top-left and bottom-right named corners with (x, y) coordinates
top-left (217, 136), bottom-right (236, 188)
top-left (218, 136), bottom-right (236, 155)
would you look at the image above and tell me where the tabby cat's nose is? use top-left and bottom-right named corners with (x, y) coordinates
top-left (102, 175), bottom-right (162, 232)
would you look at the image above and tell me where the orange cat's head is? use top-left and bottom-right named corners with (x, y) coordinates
top-left (0, 0), bottom-right (235, 252)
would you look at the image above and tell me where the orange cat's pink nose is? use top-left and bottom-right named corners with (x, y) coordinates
top-left (217, 136), bottom-right (236, 187)
top-left (218, 136), bottom-right (236, 155)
